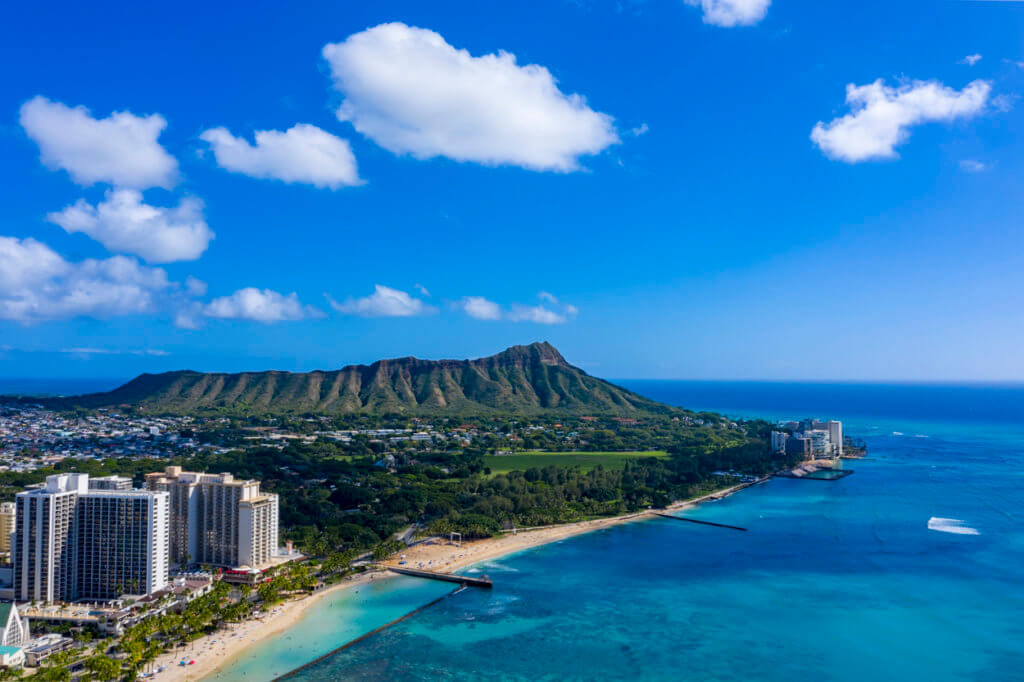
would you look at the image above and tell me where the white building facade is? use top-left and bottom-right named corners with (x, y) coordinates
top-left (145, 467), bottom-right (279, 569)
top-left (0, 602), bottom-right (30, 648)
top-left (11, 474), bottom-right (169, 603)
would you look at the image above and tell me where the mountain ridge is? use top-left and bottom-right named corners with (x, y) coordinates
top-left (44, 342), bottom-right (671, 415)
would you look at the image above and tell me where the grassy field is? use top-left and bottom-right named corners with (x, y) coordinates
top-left (483, 450), bottom-right (670, 475)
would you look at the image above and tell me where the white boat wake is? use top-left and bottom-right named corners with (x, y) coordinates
top-left (928, 517), bottom-right (980, 535)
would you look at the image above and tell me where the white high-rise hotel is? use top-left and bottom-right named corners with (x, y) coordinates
top-left (11, 474), bottom-right (169, 603)
top-left (145, 467), bottom-right (279, 570)
top-left (10, 468), bottom-right (278, 604)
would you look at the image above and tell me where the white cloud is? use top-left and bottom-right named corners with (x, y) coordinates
top-left (684, 0), bottom-right (771, 27)
top-left (204, 288), bottom-right (322, 323)
top-left (47, 189), bottom-right (213, 263)
top-left (959, 54), bottom-right (982, 67)
top-left (199, 124), bottom-right (361, 189)
top-left (456, 293), bottom-right (578, 324)
top-left (414, 283), bottom-right (431, 297)
top-left (811, 79), bottom-right (991, 162)
top-left (458, 296), bottom-right (503, 320)
top-left (0, 236), bottom-right (178, 323)
top-left (328, 285), bottom-right (434, 317)
top-left (508, 304), bottom-right (571, 324)
top-left (960, 159), bottom-right (987, 172)
top-left (62, 347), bottom-right (169, 357)
top-left (19, 96), bottom-right (178, 189)
top-left (173, 304), bottom-right (204, 330)
top-left (629, 123), bottom-right (650, 137)
top-left (322, 23), bottom-right (619, 172)
top-left (991, 93), bottom-right (1015, 113)
top-left (185, 276), bottom-right (207, 297)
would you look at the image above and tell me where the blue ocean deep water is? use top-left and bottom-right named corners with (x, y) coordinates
top-left (218, 383), bottom-right (1024, 681)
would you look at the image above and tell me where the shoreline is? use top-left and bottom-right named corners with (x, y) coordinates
top-left (162, 477), bottom-right (768, 682)
top-left (149, 570), bottom-right (390, 682)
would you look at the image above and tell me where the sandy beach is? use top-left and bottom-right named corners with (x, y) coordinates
top-left (147, 571), bottom-right (387, 682)
top-left (151, 478), bottom-right (764, 682)
top-left (378, 478), bottom-right (764, 575)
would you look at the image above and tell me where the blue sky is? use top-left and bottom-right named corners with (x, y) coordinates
top-left (2, 0), bottom-right (1023, 382)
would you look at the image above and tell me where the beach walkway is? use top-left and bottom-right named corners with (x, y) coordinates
top-left (380, 565), bottom-right (494, 588)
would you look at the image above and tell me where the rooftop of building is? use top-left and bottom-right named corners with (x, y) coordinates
top-left (239, 494), bottom-right (278, 506)
top-left (145, 466), bottom-right (257, 487)
top-left (81, 489), bottom-right (168, 498)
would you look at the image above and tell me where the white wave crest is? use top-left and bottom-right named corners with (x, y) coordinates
top-left (928, 517), bottom-right (980, 535)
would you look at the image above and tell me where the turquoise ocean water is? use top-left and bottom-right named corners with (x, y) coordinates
top-left (212, 382), bottom-right (1024, 681)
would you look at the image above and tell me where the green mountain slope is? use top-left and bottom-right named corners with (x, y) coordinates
top-left (50, 342), bottom-right (671, 415)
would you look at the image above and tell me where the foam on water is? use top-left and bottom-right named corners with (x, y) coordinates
top-left (928, 517), bottom-right (980, 535)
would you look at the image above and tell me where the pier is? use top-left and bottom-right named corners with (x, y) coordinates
top-left (778, 469), bottom-right (853, 481)
top-left (382, 565), bottom-right (494, 588)
top-left (653, 512), bottom-right (748, 532)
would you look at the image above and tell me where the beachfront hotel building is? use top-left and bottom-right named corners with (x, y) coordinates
top-left (827, 420), bottom-right (843, 457)
top-left (11, 474), bottom-right (169, 603)
top-left (74, 490), bottom-right (170, 600)
top-left (144, 467), bottom-right (279, 570)
top-left (771, 419), bottom-right (844, 459)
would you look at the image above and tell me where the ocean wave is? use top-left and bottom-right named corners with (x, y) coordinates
top-left (892, 431), bottom-right (904, 436)
top-left (481, 561), bottom-right (519, 573)
top-left (928, 517), bottom-right (980, 535)
top-left (914, 434), bottom-right (929, 438)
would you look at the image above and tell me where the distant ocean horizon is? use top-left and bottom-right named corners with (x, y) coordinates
top-left (0, 377), bottom-right (129, 397)
top-left (617, 379), bottom-right (1024, 428)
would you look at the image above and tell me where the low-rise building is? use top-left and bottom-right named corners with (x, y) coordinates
top-left (0, 645), bottom-right (24, 668)
top-left (23, 634), bottom-right (71, 667)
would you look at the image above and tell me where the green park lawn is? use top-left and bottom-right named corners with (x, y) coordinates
top-left (482, 450), bottom-right (670, 475)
